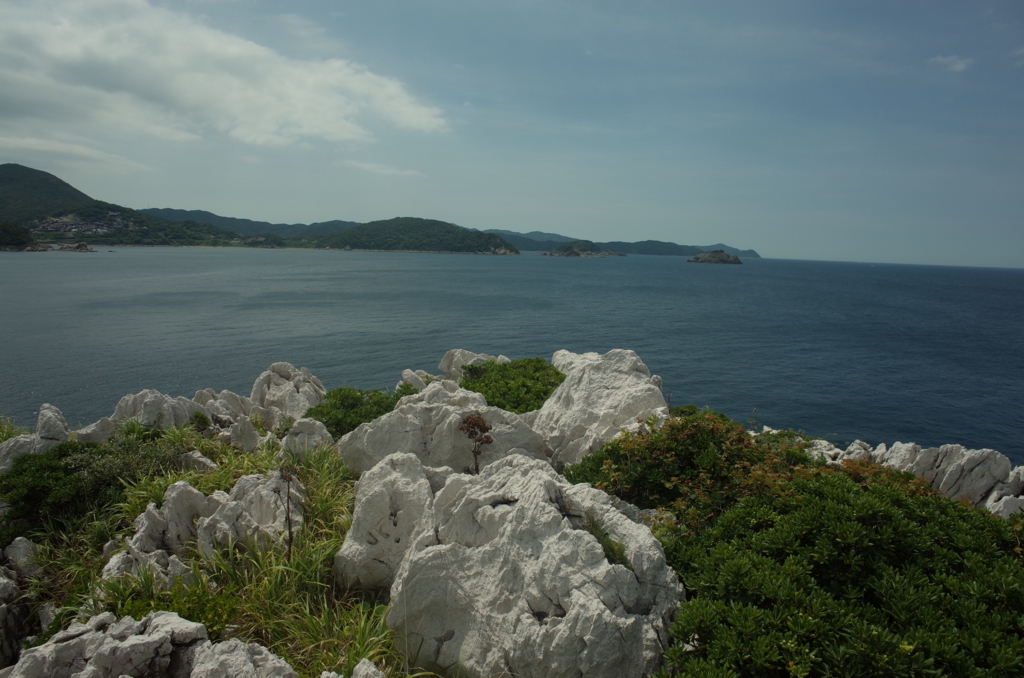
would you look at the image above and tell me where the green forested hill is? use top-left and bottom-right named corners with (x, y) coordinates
top-left (0, 164), bottom-right (95, 223)
top-left (596, 240), bottom-right (705, 256)
top-left (317, 217), bottom-right (519, 253)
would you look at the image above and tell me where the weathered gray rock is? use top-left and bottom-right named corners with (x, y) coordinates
top-left (805, 437), bottom-right (1024, 516)
top-left (249, 363), bottom-right (325, 422)
top-left (396, 369), bottom-right (429, 391)
top-left (348, 454), bottom-right (682, 678)
top-left (335, 454), bottom-right (437, 591)
top-left (102, 473), bottom-right (304, 586)
top-left (229, 416), bottom-right (262, 453)
top-left (111, 390), bottom-right (209, 430)
top-left (34, 405), bottom-right (69, 453)
top-left (190, 637), bottom-right (297, 678)
top-left (72, 418), bottom-right (116, 445)
top-left (529, 349), bottom-right (668, 468)
top-left (3, 538), bottom-right (41, 579)
top-left (437, 349), bottom-right (510, 381)
top-left (280, 419), bottom-right (333, 460)
top-left (193, 388), bottom-right (251, 422)
top-left (0, 405), bottom-right (70, 472)
top-left (0, 610), bottom-right (297, 678)
top-left (180, 451), bottom-right (218, 472)
top-left (337, 381), bottom-right (551, 475)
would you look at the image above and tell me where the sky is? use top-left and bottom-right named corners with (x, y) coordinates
top-left (1, 0), bottom-right (1022, 267)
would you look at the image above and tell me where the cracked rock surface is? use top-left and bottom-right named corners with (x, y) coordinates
top-left (337, 381), bottom-right (550, 475)
top-left (102, 472), bottom-right (305, 586)
top-left (0, 611), bottom-right (296, 678)
top-left (339, 453), bottom-right (682, 678)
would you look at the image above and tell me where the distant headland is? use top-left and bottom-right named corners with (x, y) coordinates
top-left (0, 163), bottom-right (759, 258)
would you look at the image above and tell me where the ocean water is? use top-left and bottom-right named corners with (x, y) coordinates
top-left (1, 247), bottom-right (1022, 465)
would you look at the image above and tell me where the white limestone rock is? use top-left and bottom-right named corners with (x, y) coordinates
top-left (73, 418), bottom-right (116, 445)
top-left (869, 442), bottom-right (1011, 506)
top-left (196, 471), bottom-right (305, 559)
top-left (984, 466), bottom-right (1024, 518)
top-left (111, 389), bottom-right (209, 430)
top-left (249, 363), bottom-right (326, 421)
top-left (3, 538), bottom-right (41, 579)
top-left (530, 349), bottom-right (669, 468)
top-left (180, 451), bottom-right (218, 472)
top-left (437, 349), bottom-right (510, 381)
top-left (336, 381), bottom-right (551, 475)
top-left (280, 419), bottom-right (334, 460)
top-left (190, 638), bottom-right (297, 678)
top-left (396, 369), bottom-right (429, 391)
top-left (335, 453), bottom-right (437, 591)
top-left (383, 454), bottom-right (682, 678)
top-left (229, 416), bottom-right (262, 453)
top-left (0, 610), bottom-right (299, 678)
top-left (193, 388), bottom-right (251, 422)
top-left (0, 405), bottom-right (71, 473)
top-left (101, 473), bottom-right (304, 587)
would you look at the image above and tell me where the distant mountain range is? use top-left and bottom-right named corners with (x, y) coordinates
top-left (0, 163), bottom-right (760, 257)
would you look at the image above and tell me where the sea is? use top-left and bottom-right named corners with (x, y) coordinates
top-left (1, 247), bottom-right (1022, 466)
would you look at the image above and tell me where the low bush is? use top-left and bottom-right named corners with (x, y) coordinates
top-left (459, 357), bottom-right (565, 413)
top-left (660, 469), bottom-right (1024, 677)
top-left (304, 384), bottom-right (417, 439)
top-left (0, 415), bottom-right (25, 443)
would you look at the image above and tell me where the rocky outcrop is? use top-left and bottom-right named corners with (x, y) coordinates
top-left (338, 453), bottom-right (682, 678)
top-left (321, 658), bottom-right (385, 678)
top-left (249, 363), bottom-right (326, 422)
top-left (0, 611), bottom-right (296, 678)
top-left (437, 349), bottom-right (510, 381)
top-left (336, 381), bottom-right (550, 475)
top-left (111, 390), bottom-right (208, 430)
top-left (0, 404), bottom-right (69, 473)
top-left (527, 350), bottom-right (668, 468)
top-left (395, 368), bottom-right (435, 392)
top-left (102, 472), bottom-right (305, 586)
top-left (808, 438), bottom-right (1024, 517)
top-left (280, 419), bottom-right (333, 460)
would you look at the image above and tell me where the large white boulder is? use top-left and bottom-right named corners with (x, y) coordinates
top-left (336, 381), bottom-right (551, 475)
top-left (334, 453), bottom-right (439, 591)
top-left (110, 389), bottom-right (209, 430)
top-left (0, 610), bottom-right (297, 678)
top-left (437, 349), bottom-right (510, 381)
top-left (193, 388), bottom-right (251, 422)
top-left (0, 405), bottom-right (70, 473)
top-left (341, 454), bottom-right (682, 678)
top-left (529, 349), bottom-right (668, 468)
top-left (249, 363), bottom-right (326, 421)
top-left (280, 419), bottom-right (334, 460)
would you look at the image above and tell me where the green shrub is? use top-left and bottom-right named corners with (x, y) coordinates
top-left (305, 384), bottom-right (417, 439)
top-left (0, 429), bottom-right (183, 542)
top-left (661, 470), bottom-right (1024, 678)
top-left (459, 357), bottom-right (565, 413)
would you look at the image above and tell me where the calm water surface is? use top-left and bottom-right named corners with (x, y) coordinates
top-left (1, 247), bottom-right (1022, 464)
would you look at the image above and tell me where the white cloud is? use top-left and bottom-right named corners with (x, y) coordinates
top-left (1012, 47), bottom-right (1024, 68)
top-left (0, 136), bottom-right (152, 171)
top-left (341, 160), bottom-right (422, 177)
top-left (0, 0), bottom-right (446, 146)
top-left (928, 55), bottom-right (975, 73)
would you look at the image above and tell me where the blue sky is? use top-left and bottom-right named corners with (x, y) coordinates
top-left (1, 0), bottom-right (1022, 266)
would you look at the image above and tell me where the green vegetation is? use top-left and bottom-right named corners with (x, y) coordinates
top-left (1, 422), bottom-right (416, 676)
top-left (0, 223), bottom-right (37, 249)
top-left (595, 240), bottom-right (704, 256)
top-left (0, 415), bottom-right (25, 443)
top-left (565, 408), bottom-right (1024, 678)
top-left (0, 164), bottom-right (94, 224)
top-left (318, 217), bottom-right (519, 254)
top-left (305, 384), bottom-right (418, 439)
top-left (459, 357), bottom-right (566, 413)
top-left (245, 233), bottom-right (286, 248)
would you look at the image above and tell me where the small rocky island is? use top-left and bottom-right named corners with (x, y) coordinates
top-left (687, 249), bottom-right (742, 264)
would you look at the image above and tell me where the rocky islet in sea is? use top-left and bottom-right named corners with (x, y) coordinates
top-left (0, 348), bottom-right (1020, 676)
